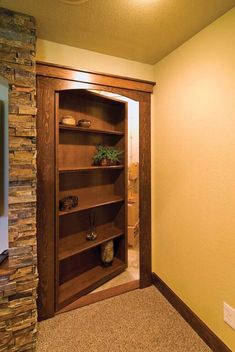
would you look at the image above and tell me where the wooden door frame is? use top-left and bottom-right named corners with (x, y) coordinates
top-left (36, 62), bottom-right (155, 320)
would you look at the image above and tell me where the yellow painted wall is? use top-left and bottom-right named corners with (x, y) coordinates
top-left (36, 39), bottom-right (154, 81)
top-left (36, 12), bottom-right (235, 348)
top-left (152, 7), bottom-right (235, 350)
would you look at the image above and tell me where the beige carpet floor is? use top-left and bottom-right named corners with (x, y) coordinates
top-left (36, 286), bottom-right (211, 352)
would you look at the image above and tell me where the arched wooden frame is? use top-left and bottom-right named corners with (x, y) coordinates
top-left (36, 63), bottom-right (155, 320)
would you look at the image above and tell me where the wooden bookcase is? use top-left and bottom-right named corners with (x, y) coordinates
top-left (37, 63), bottom-right (154, 320)
top-left (55, 90), bottom-right (127, 310)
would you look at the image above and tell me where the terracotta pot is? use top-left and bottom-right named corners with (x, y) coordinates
top-left (109, 160), bottom-right (118, 166)
top-left (100, 159), bottom-right (118, 166)
top-left (100, 158), bottom-right (109, 166)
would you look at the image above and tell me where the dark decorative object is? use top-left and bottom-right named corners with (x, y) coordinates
top-left (77, 119), bottom-right (91, 128)
top-left (0, 249), bottom-right (9, 265)
top-left (101, 240), bottom-right (114, 266)
top-left (59, 195), bottom-right (78, 211)
top-left (93, 145), bottom-right (123, 166)
top-left (86, 210), bottom-right (97, 241)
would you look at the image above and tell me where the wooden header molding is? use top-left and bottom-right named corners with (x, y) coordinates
top-left (36, 61), bottom-right (155, 93)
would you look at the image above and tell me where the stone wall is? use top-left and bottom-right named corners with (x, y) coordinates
top-left (0, 8), bottom-right (38, 351)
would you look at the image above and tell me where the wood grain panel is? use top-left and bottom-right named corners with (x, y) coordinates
top-left (59, 226), bottom-right (124, 260)
top-left (37, 62), bottom-right (155, 93)
top-left (139, 93), bottom-right (152, 287)
top-left (57, 89), bottom-right (127, 309)
top-left (36, 81), bottom-right (55, 320)
top-left (59, 90), bottom-right (125, 132)
top-left (59, 202), bottom-right (124, 238)
top-left (59, 125), bottom-right (124, 136)
top-left (59, 258), bottom-right (126, 308)
top-left (54, 92), bottom-right (60, 312)
top-left (59, 168), bottom-right (124, 205)
top-left (58, 132), bottom-right (121, 168)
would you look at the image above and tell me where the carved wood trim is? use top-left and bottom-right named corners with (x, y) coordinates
top-left (36, 62), bottom-right (155, 93)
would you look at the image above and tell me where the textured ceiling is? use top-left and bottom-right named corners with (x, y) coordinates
top-left (1, 0), bottom-right (235, 64)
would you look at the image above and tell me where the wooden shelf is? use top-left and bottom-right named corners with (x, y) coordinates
top-left (59, 125), bottom-right (124, 136)
top-left (59, 196), bottom-right (124, 217)
top-left (59, 225), bottom-right (124, 260)
top-left (59, 258), bottom-right (125, 307)
top-left (55, 89), bottom-right (127, 312)
top-left (59, 165), bottom-right (124, 173)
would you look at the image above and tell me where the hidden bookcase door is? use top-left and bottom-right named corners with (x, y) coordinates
top-left (54, 89), bottom-right (128, 311)
top-left (37, 64), bottom-right (154, 321)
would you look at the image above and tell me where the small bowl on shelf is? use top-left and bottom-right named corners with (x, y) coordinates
top-left (61, 115), bottom-right (76, 126)
top-left (77, 119), bottom-right (91, 128)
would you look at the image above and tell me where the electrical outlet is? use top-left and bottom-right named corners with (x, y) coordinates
top-left (224, 302), bottom-right (235, 329)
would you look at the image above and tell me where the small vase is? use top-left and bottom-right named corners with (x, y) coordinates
top-left (101, 240), bottom-right (114, 266)
top-left (86, 210), bottom-right (97, 241)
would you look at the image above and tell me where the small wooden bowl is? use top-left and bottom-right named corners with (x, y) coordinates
top-left (77, 119), bottom-right (91, 128)
top-left (61, 116), bottom-right (76, 126)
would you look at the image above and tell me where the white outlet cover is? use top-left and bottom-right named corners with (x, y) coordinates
top-left (224, 302), bottom-right (235, 330)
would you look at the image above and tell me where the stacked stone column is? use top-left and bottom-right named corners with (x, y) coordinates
top-left (0, 7), bottom-right (38, 351)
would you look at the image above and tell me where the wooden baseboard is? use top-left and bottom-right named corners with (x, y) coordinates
top-left (151, 273), bottom-right (231, 352)
top-left (57, 280), bottom-right (139, 315)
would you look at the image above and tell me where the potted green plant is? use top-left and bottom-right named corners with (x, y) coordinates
top-left (93, 145), bottom-right (123, 166)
